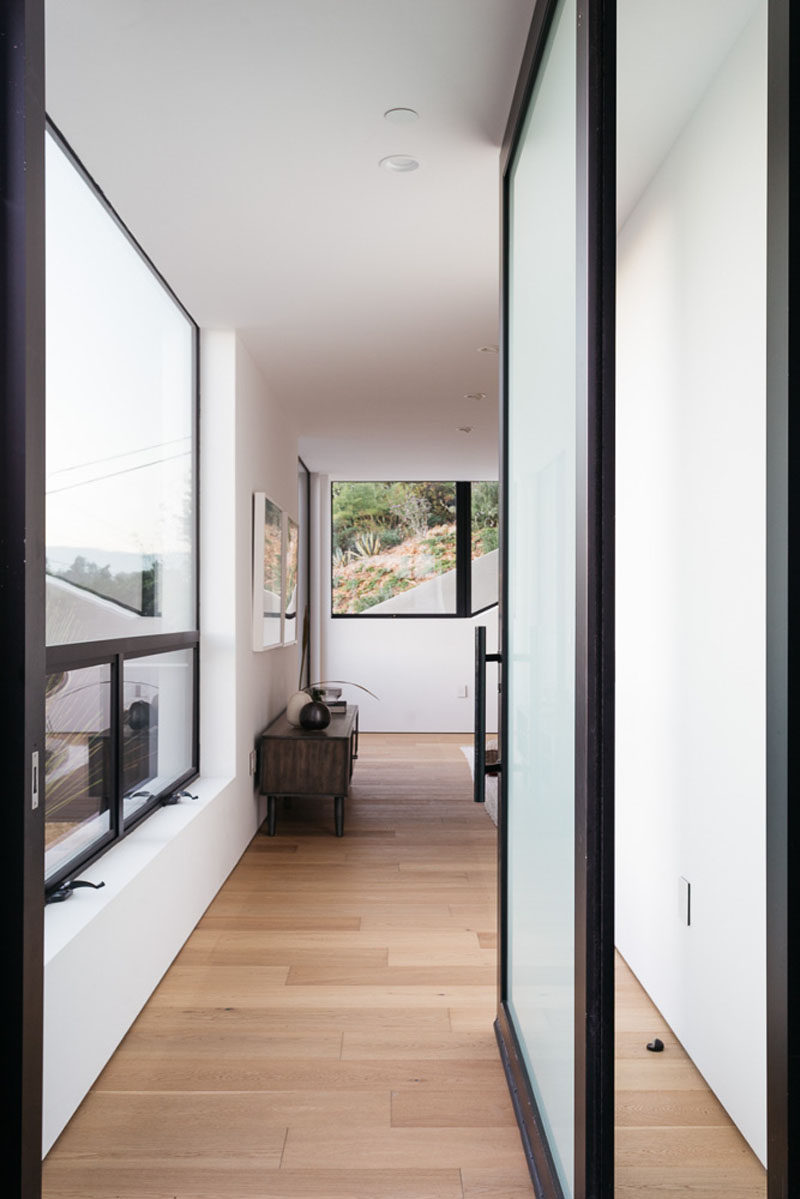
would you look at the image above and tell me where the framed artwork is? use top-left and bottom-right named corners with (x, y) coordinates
top-left (283, 515), bottom-right (299, 645)
top-left (252, 492), bottom-right (283, 650)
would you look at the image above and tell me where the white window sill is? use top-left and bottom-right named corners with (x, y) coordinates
top-left (44, 775), bottom-right (234, 965)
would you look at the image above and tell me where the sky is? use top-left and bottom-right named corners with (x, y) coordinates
top-left (45, 131), bottom-right (194, 560)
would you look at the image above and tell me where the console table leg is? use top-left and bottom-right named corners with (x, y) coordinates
top-left (267, 795), bottom-right (277, 836)
top-left (334, 795), bottom-right (344, 837)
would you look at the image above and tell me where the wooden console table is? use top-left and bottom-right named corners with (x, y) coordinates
top-left (257, 705), bottom-right (359, 837)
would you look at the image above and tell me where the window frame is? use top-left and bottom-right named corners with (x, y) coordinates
top-left (44, 121), bottom-right (200, 895)
top-left (330, 480), bottom-right (498, 619)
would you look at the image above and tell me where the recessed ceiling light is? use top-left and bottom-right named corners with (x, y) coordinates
top-left (478, 344), bottom-right (499, 354)
top-left (464, 392), bottom-right (486, 401)
top-left (384, 107), bottom-right (419, 123)
top-left (457, 426), bottom-right (473, 434)
top-left (379, 155), bottom-right (419, 172)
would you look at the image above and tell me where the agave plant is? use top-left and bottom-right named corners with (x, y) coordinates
top-left (352, 531), bottom-right (381, 558)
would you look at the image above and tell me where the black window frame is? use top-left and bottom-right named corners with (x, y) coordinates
top-left (44, 120), bottom-right (200, 896)
top-left (330, 480), bottom-right (498, 619)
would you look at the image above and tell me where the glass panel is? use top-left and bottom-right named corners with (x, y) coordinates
top-left (470, 481), bottom-right (499, 611)
top-left (45, 130), bottom-right (196, 646)
top-left (45, 664), bottom-right (112, 882)
top-left (332, 482), bottom-right (457, 614)
top-left (506, 0), bottom-right (576, 1193)
top-left (122, 649), bottom-right (195, 824)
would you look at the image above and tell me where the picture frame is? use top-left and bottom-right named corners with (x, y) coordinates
top-left (283, 514), bottom-right (299, 646)
top-left (252, 492), bottom-right (283, 651)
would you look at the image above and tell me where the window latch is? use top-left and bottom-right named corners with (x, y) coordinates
top-left (162, 789), bottom-right (198, 806)
top-left (46, 879), bottom-right (105, 905)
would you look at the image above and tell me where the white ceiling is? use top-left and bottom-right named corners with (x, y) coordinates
top-left (45, 0), bottom-right (535, 478)
top-left (45, 0), bottom-right (763, 479)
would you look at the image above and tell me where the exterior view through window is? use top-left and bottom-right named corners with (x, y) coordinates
top-left (44, 124), bottom-right (199, 889)
top-left (331, 481), bottom-right (498, 617)
top-left (471, 480), bottom-right (500, 614)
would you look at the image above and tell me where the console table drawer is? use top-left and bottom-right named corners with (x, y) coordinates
top-left (260, 735), bottom-right (350, 797)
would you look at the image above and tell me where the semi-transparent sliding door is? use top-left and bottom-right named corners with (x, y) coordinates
top-left (506, 0), bottom-right (577, 1192)
top-left (498, 0), bottom-right (615, 1193)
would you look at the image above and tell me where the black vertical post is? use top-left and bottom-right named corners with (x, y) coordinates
top-left (574, 0), bottom-right (616, 1194)
top-left (456, 482), bottom-right (472, 615)
top-left (767, 0), bottom-right (796, 1194)
top-left (0, 0), bottom-right (46, 1194)
top-left (113, 654), bottom-right (124, 835)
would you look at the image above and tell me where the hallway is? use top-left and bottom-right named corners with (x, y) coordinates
top-left (42, 735), bottom-right (532, 1199)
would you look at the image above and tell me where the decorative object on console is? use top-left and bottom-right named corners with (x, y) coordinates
top-left (308, 680), bottom-right (380, 701)
top-left (299, 700), bottom-right (331, 731)
top-left (286, 690), bottom-right (312, 727)
top-left (285, 679), bottom-right (380, 727)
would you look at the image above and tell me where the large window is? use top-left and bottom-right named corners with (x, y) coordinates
top-left (331, 481), bottom-right (498, 617)
top-left (44, 124), bottom-right (199, 889)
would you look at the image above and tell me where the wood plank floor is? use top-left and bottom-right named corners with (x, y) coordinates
top-left (615, 953), bottom-right (766, 1198)
top-left (42, 734), bottom-right (768, 1198)
top-left (42, 734), bottom-right (533, 1199)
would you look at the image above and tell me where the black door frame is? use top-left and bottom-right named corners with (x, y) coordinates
top-left (1, 0), bottom-right (46, 1195)
top-left (3, 1), bottom-right (798, 1197)
top-left (766, 1), bottom-right (799, 1194)
top-left (494, 1), bottom-right (616, 1195)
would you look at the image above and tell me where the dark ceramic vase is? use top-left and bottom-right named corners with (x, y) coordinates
top-left (299, 700), bottom-right (331, 731)
top-left (127, 699), bottom-right (151, 731)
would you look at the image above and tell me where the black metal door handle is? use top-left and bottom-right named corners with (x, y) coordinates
top-left (474, 626), bottom-right (502, 802)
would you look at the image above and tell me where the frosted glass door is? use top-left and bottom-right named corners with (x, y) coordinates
top-left (506, 0), bottom-right (576, 1193)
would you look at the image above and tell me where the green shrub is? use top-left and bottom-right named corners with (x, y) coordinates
top-left (376, 527), bottom-right (403, 548)
top-left (476, 527), bottom-right (499, 554)
top-left (471, 481), bottom-right (499, 529)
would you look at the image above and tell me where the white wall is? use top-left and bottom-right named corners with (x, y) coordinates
top-left (233, 337), bottom-right (303, 751)
top-left (616, 7), bottom-right (767, 1162)
top-left (43, 331), bottom-right (299, 1154)
top-left (324, 609), bottom-right (499, 733)
top-left (318, 475), bottom-right (498, 733)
